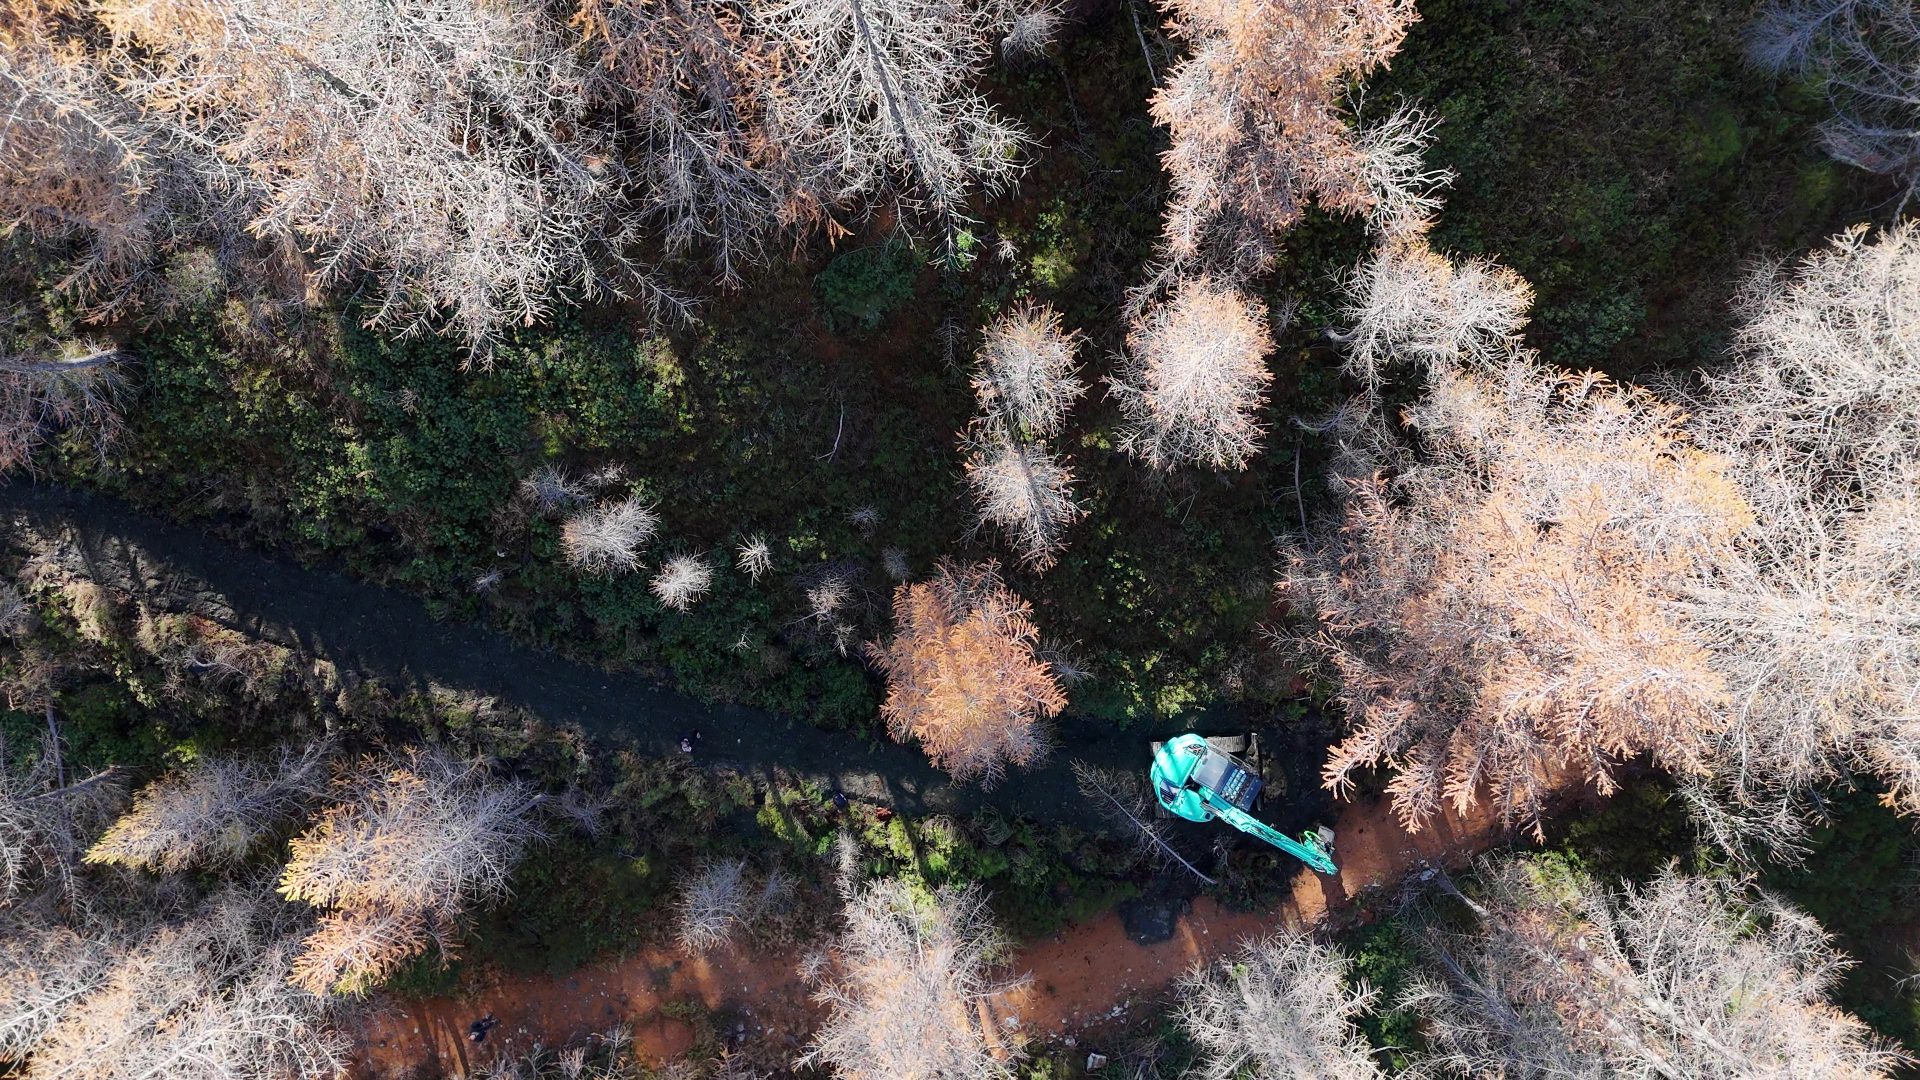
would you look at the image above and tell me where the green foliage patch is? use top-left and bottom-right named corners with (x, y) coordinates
top-left (1344, 921), bottom-right (1425, 1070)
top-left (813, 242), bottom-right (922, 333)
top-left (1763, 787), bottom-right (1920, 1057)
top-left (1372, 0), bottom-right (1875, 375)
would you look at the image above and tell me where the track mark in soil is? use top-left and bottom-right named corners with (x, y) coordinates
top-left (355, 944), bottom-right (817, 1078)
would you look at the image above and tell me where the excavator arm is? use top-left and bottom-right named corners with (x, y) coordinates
top-left (1198, 790), bottom-right (1338, 876)
top-left (1149, 732), bottom-right (1338, 875)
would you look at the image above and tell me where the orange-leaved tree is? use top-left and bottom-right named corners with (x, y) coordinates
top-left (869, 561), bottom-right (1062, 785)
top-left (1150, 0), bottom-right (1419, 272)
top-left (278, 748), bottom-right (544, 995)
top-left (1281, 354), bottom-right (1752, 835)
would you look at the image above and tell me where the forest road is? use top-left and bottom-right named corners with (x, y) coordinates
top-left (0, 483), bottom-right (1528, 1079)
top-left (0, 481), bottom-right (1336, 837)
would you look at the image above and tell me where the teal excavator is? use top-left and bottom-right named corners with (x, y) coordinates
top-left (1150, 733), bottom-right (1337, 875)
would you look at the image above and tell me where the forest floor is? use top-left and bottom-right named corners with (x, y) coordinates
top-left (0, 481), bottom-right (1155, 828)
top-left (0, 481), bottom-right (1525, 1077)
top-left (353, 791), bottom-right (1514, 1078)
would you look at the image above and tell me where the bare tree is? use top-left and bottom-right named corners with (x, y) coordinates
top-left (1036, 637), bottom-right (1090, 686)
top-left (1699, 222), bottom-right (1919, 513)
top-left (794, 560), bottom-right (865, 650)
top-left (756, 0), bottom-right (1028, 241)
top-left (0, 11), bottom-right (218, 313)
top-left (1178, 927), bottom-right (1384, 1080)
top-left (1000, 0), bottom-right (1065, 59)
top-left (869, 561), bottom-right (1063, 785)
top-left (520, 466), bottom-right (586, 515)
top-left (562, 496), bottom-right (660, 574)
top-left (1110, 277), bottom-right (1275, 471)
top-left (674, 857), bottom-right (751, 953)
top-left (1407, 858), bottom-right (1906, 1079)
top-left (960, 303), bottom-right (1086, 567)
top-left (651, 554), bottom-right (715, 611)
top-left (1149, 0), bottom-right (1418, 272)
top-left (0, 914), bottom-right (116, 1065)
top-left (279, 749), bottom-right (544, 994)
top-left (881, 546), bottom-right (911, 581)
top-left (1281, 355), bottom-right (1750, 835)
top-left (0, 736), bottom-right (122, 908)
top-left (1679, 474), bottom-right (1920, 857)
top-left (21, 887), bottom-right (351, 1080)
top-left (971, 303), bottom-right (1084, 438)
top-left (553, 786), bottom-right (615, 839)
top-left (962, 432), bottom-right (1082, 570)
top-left (1751, 0), bottom-right (1920, 212)
top-left (0, 341), bottom-right (126, 475)
top-left (1335, 234), bottom-right (1533, 388)
top-left (1071, 760), bottom-right (1213, 884)
top-left (86, 745), bottom-right (329, 874)
top-left (95, 0), bottom-right (683, 350)
top-left (736, 535), bottom-right (773, 580)
top-left (576, 0), bottom-right (792, 285)
top-left (801, 877), bottom-right (1025, 1079)
top-left (281, 749), bottom-right (544, 919)
top-left (1679, 223), bottom-right (1920, 851)
top-left (0, 582), bottom-right (33, 638)
top-left (1352, 102), bottom-right (1454, 237)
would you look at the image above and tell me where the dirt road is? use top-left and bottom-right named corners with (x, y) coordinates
top-left (355, 791), bottom-right (1517, 1077)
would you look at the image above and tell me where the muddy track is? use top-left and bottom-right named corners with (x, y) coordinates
top-left (360, 786), bottom-right (1526, 1079)
top-left (0, 482), bottom-right (1336, 836)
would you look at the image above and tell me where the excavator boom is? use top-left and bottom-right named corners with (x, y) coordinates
top-left (1149, 732), bottom-right (1337, 875)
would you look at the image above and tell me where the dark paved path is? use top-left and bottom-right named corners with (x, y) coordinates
top-left (0, 482), bottom-right (1329, 834)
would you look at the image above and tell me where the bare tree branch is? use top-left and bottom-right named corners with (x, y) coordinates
top-left (801, 877), bottom-right (1027, 1079)
top-left (1282, 353), bottom-right (1748, 837)
top-left (86, 744), bottom-right (330, 874)
top-left (1408, 858), bottom-right (1907, 1079)
top-left (1110, 276), bottom-right (1275, 472)
top-left (1178, 927), bottom-right (1384, 1080)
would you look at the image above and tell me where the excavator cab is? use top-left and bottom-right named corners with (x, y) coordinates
top-left (1149, 732), bottom-right (1338, 875)
top-left (1152, 735), bottom-right (1261, 820)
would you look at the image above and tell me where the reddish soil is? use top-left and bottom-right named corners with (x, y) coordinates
top-left (356, 942), bottom-right (822, 1079)
top-left (1003, 788), bottom-right (1510, 1038)
top-left (354, 790), bottom-right (1512, 1078)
